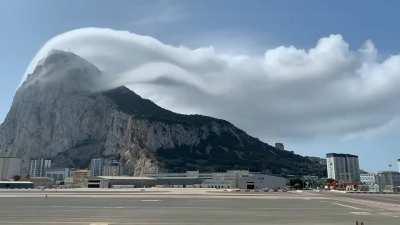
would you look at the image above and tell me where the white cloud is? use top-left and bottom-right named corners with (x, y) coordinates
top-left (130, 1), bottom-right (185, 28)
top-left (23, 28), bottom-right (400, 140)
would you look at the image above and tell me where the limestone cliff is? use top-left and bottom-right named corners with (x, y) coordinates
top-left (0, 50), bottom-right (326, 176)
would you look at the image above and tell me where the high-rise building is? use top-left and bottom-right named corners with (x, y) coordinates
top-left (326, 153), bottom-right (360, 184)
top-left (90, 158), bottom-right (104, 177)
top-left (0, 157), bottom-right (21, 180)
top-left (89, 158), bottom-right (123, 177)
top-left (103, 160), bottom-right (121, 176)
top-left (29, 159), bottom-right (51, 177)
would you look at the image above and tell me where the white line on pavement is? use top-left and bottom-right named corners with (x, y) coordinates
top-left (349, 212), bottom-right (371, 215)
top-left (333, 202), bottom-right (363, 210)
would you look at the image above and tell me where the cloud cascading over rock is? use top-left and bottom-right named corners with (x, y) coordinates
top-left (24, 28), bottom-right (400, 140)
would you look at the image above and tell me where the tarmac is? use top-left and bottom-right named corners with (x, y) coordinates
top-left (0, 188), bottom-right (399, 225)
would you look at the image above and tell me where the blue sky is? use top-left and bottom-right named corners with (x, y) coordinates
top-left (1, 0), bottom-right (400, 172)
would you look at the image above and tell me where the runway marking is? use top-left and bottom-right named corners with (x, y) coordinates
top-left (350, 212), bottom-right (371, 215)
top-left (140, 199), bottom-right (162, 202)
top-left (0, 222), bottom-right (214, 225)
top-left (333, 202), bottom-right (363, 210)
top-left (0, 223), bottom-right (103, 224)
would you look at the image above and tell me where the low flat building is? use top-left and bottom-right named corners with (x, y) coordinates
top-left (155, 176), bottom-right (205, 187)
top-left (89, 175), bottom-right (206, 188)
top-left (29, 177), bottom-right (51, 188)
top-left (202, 170), bottom-right (287, 190)
top-left (202, 170), bottom-right (249, 189)
top-left (87, 170), bottom-right (287, 190)
top-left (360, 173), bottom-right (376, 185)
top-left (46, 168), bottom-right (71, 184)
top-left (0, 181), bottom-right (33, 189)
top-left (89, 176), bottom-right (157, 188)
top-left (359, 173), bottom-right (379, 192)
top-left (376, 171), bottom-right (400, 193)
top-left (71, 169), bottom-right (89, 188)
top-left (238, 173), bottom-right (288, 190)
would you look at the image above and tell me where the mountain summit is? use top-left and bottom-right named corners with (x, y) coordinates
top-left (0, 50), bottom-right (325, 176)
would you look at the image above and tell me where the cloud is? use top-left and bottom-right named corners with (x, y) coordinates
top-left (130, 1), bottom-right (185, 28)
top-left (23, 28), bottom-right (400, 140)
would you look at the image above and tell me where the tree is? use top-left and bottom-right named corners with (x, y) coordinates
top-left (289, 178), bottom-right (304, 190)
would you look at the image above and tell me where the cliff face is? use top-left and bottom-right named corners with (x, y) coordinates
top-left (0, 50), bottom-right (326, 176)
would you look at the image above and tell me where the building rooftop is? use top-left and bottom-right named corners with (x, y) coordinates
top-left (326, 153), bottom-right (358, 158)
top-left (95, 176), bottom-right (206, 181)
top-left (0, 181), bottom-right (33, 184)
top-left (377, 171), bottom-right (400, 174)
top-left (156, 176), bottom-right (203, 180)
top-left (97, 176), bottom-right (156, 180)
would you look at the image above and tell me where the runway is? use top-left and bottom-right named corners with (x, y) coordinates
top-left (0, 189), bottom-right (399, 225)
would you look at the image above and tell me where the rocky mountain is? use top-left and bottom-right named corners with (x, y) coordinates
top-left (0, 50), bottom-right (326, 177)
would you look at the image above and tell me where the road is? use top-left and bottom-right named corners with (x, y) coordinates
top-left (0, 189), bottom-right (398, 225)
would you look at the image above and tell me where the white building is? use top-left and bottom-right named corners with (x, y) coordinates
top-left (29, 159), bottom-right (51, 177)
top-left (326, 153), bottom-right (360, 184)
top-left (202, 170), bottom-right (287, 190)
top-left (202, 170), bottom-right (249, 189)
top-left (359, 173), bottom-right (379, 192)
top-left (46, 168), bottom-right (71, 184)
top-left (360, 173), bottom-right (376, 185)
top-left (90, 158), bottom-right (104, 177)
top-left (238, 173), bottom-right (288, 190)
top-left (376, 171), bottom-right (400, 193)
top-left (0, 157), bottom-right (21, 180)
top-left (90, 158), bottom-right (123, 177)
top-left (103, 160), bottom-right (122, 176)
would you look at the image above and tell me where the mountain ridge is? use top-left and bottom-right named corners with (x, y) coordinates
top-left (0, 50), bottom-right (326, 177)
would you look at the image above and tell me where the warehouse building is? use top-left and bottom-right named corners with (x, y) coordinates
top-left (88, 175), bottom-right (205, 188)
top-left (89, 176), bottom-right (156, 188)
top-left (87, 170), bottom-right (287, 190)
top-left (202, 170), bottom-right (249, 189)
top-left (238, 173), bottom-right (288, 190)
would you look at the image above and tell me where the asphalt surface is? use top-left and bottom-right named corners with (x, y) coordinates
top-left (0, 191), bottom-right (399, 225)
top-left (324, 192), bottom-right (400, 205)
